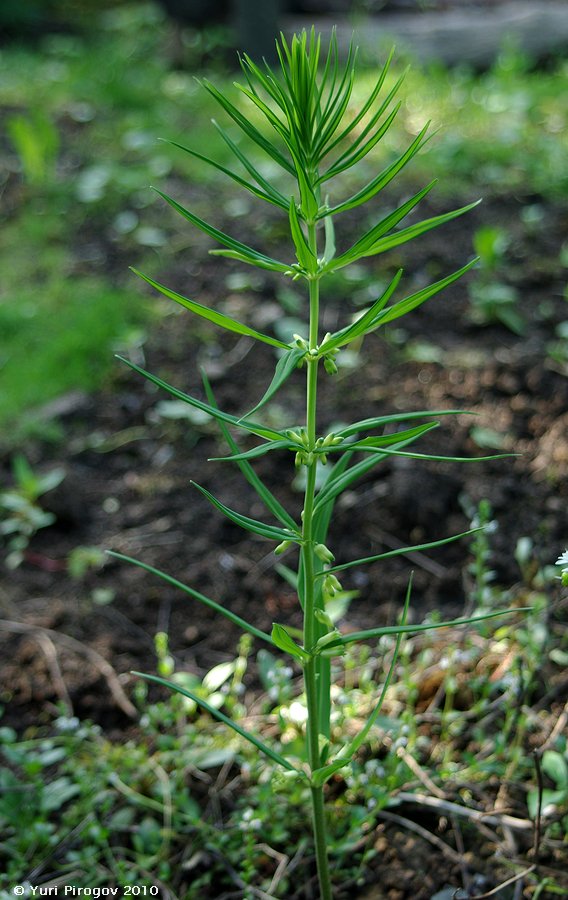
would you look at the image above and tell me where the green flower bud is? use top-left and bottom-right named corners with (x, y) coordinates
top-left (275, 540), bottom-right (293, 555)
top-left (314, 608), bottom-right (335, 629)
top-left (314, 543), bottom-right (335, 564)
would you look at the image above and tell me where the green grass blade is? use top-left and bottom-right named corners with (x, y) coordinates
top-left (192, 482), bottom-right (301, 543)
top-left (323, 528), bottom-right (485, 575)
top-left (107, 551), bottom-right (273, 644)
top-left (202, 373), bottom-right (298, 531)
top-left (131, 268), bottom-right (289, 350)
top-left (154, 188), bottom-right (292, 274)
top-left (134, 671), bottom-right (299, 772)
top-left (116, 355), bottom-right (286, 442)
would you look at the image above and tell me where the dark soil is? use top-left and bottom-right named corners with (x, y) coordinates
top-left (1, 184), bottom-right (567, 897)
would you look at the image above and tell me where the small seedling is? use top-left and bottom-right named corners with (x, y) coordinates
top-left (111, 31), bottom-right (525, 896)
top-left (0, 455), bottom-right (64, 569)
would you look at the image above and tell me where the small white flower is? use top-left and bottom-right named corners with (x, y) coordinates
top-left (555, 549), bottom-right (568, 568)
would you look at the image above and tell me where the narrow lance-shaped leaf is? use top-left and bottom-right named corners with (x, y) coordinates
top-left (350, 445), bottom-right (516, 463)
top-left (313, 426), bottom-right (434, 514)
top-left (289, 199), bottom-right (317, 270)
top-left (116, 355), bottom-right (286, 442)
top-left (108, 551), bottom-right (273, 644)
top-left (316, 46), bottom-right (395, 166)
top-left (317, 575), bottom-right (414, 777)
top-left (202, 372), bottom-right (298, 531)
top-left (335, 200), bottom-right (482, 270)
top-left (271, 623), bottom-right (311, 663)
top-left (369, 258), bottom-right (479, 329)
top-left (131, 268), bottom-right (290, 350)
top-left (318, 269), bottom-right (402, 352)
top-left (335, 408), bottom-right (465, 440)
top-left (134, 671), bottom-right (299, 773)
top-left (316, 607), bottom-right (532, 653)
top-left (212, 120), bottom-right (289, 210)
top-left (239, 346), bottom-right (307, 421)
top-left (210, 439), bottom-right (297, 464)
top-left (160, 137), bottom-right (289, 211)
top-left (321, 527), bottom-right (485, 576)
top-left (320, 69), bottom-right (408, 179)
top-left (154, 188), bottom-right (293, 274)
top-left (201, 78), bottom-right (295, 175)
top-left (325, 181), bottom-right (437, 271)
top-left (323, 100), bottom-right (401, 178)
top-left (325, 122), bottom-right (431, 216)
top-left (192, 482), bottom-right (302, 543)
top-left (310, 423), bottom-right (438, 461)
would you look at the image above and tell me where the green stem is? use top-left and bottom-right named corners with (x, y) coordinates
top-left (300, 222), bottom-right (333, 900)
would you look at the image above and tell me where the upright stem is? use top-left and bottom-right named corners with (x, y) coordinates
top-left (300, 222), bottom-right (333, 899)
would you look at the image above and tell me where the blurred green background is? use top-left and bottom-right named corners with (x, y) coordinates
top-left (0, 1), bottom-right (566, 442)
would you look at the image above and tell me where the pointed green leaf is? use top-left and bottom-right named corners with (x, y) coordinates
top-left (336, 409), bottom-right (464, 440)
top-left (212, 120), bottom-right (289, 209)
top-left (313, 426), bottom-right (433, 514)
top-left (319, 270), bottom-right (402, 352)
top-left (161, 137), bottom-right (288, 210)
top-left (134, 671), bottom-right (298, 772)
top-left (271, 623), bottom-right (311, 663)
top-left (352, 446), bottom-right (515, 464)
top-left (294, 159), bottom-right (320, 220)
top-left (202, 373), bottom-right (297, 531)
top-left (320, 607), bottom-right (532, 652)
top-left (322, 212), bottom-right (336, 264)
top-left (334, 575), bottom-right (413, 765)
top-left (323, 528), bottom-right (485, 576)
top-left (201, 78), bottom-right (295, 175)
top-left (107, 552), bottom-right (272, 644)
top-left (325, 122), bottom-right (431, 216)
top-left (326, 181), bottom-right (436, 271)
top-left (289, 199), bottom-right (317, 270)
top-left (353, 199), bottom-right (481, 264)
top-left (116, 356), bottom-right (285, 442)
top-left (320, 69), bottom-right (407, 179)
top-left (371, 259), bottom-right (479, 328)
top-left (210, 439), bottom-right (295, 463)
top-left (311, 759), bottom-right (351, 787)
top-left (241, 347), bottom-right (307, 420)
top-left (131, 269), bottom-right (289, 349)
top-left (192, 482), bottom-right (301, 543)
top-left (348, 422), bottom-right (438, 450)
top-left (154, 188), bottom-right (292, 274)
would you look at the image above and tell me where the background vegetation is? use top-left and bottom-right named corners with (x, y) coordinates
top-left (0, 4), bottom-right (567, 897)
